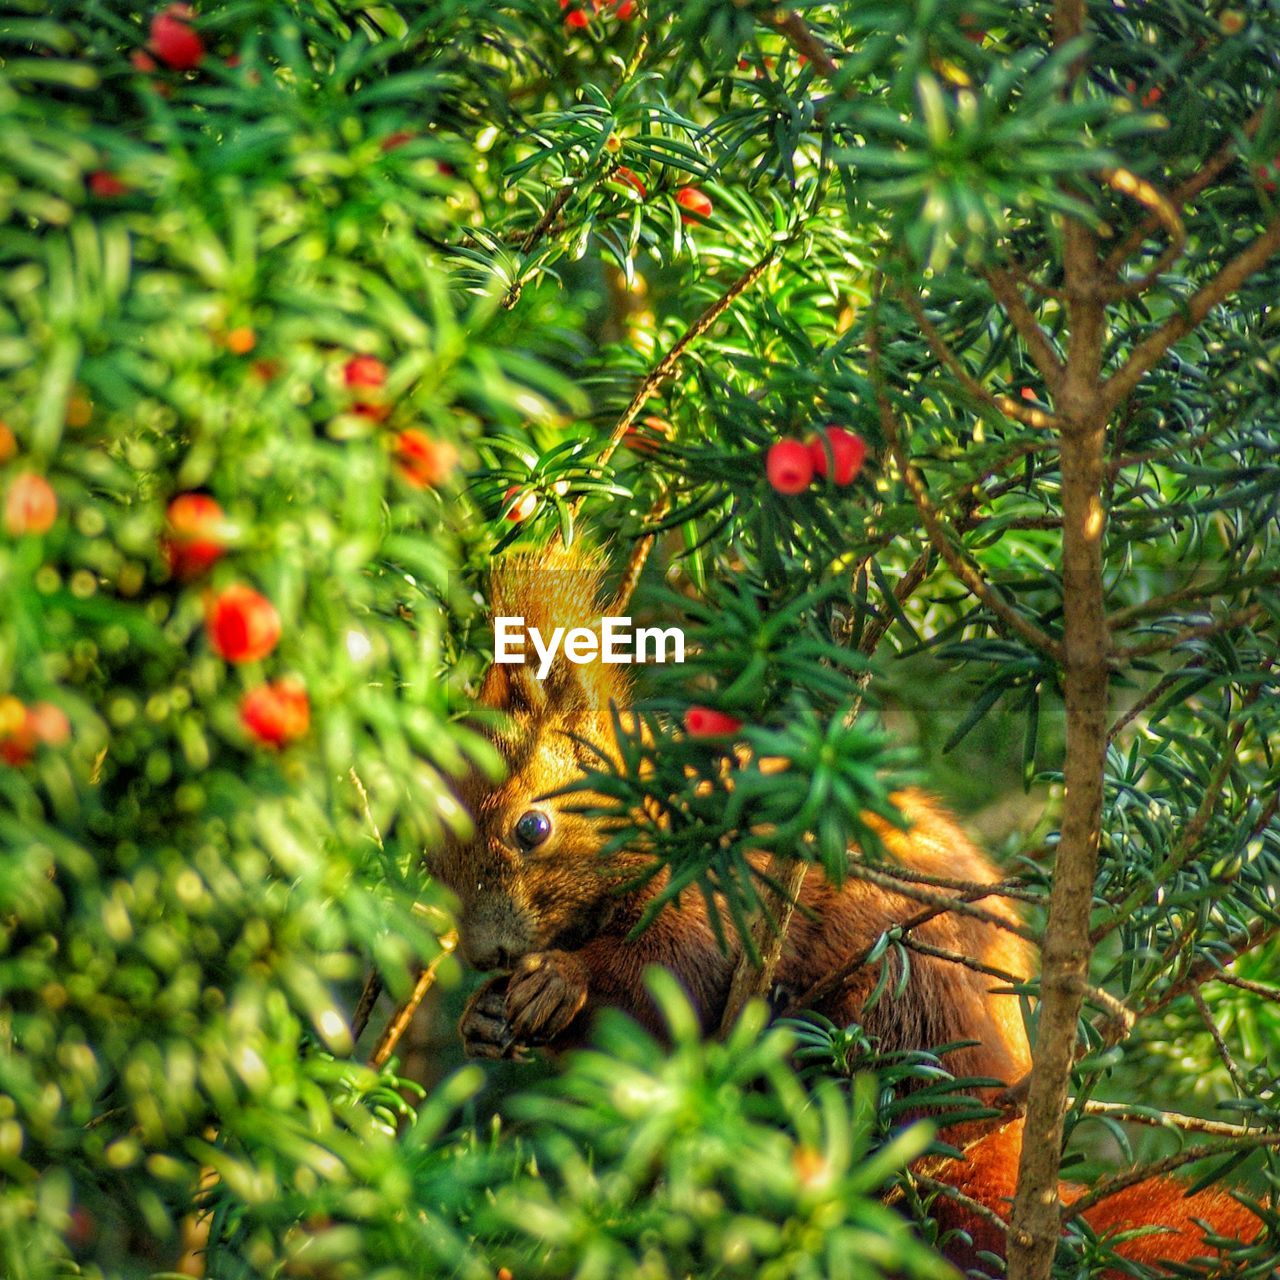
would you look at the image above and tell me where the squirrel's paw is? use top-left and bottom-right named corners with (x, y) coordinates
top-left (459, 976), bottom-right (527, 1060)
top-left (505, 950), bottom-right (589, 1045)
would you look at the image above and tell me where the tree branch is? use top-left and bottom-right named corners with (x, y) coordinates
top-left (1101, 216), bottom-right (1280, 413)
top-left (1102, 98), bottom-right (1274, 277)
top-left (568, 244), bottom-right (782, 523)
top-left (900, 290), bottom-right (1064, 430)
top-left (1115, 603), bottom-right (1265, 660)
top-left (982, 267), bottom-right (1066, 388)
top-left (870, 320), bottom-right (1065, 664)
top-left (1078, 1100), bottom-right (1266, 1140)
top-left (718, 859), bottom-right (808, 1033)
top-left (1062, 1134), bottom-right (1280, 1221)
top-left (1007, 2), bottom-right (1110, 1266)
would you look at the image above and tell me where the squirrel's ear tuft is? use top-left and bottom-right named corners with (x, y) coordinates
top-left (488, 542), bottom-right (610, 638)
top-left (486, 542), bottom-right (631, 722)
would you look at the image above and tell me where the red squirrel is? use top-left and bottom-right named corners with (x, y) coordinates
top-left (432, 547), bottom-right (1264, 1274)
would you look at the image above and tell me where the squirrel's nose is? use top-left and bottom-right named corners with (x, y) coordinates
top-left (460, 927), bottom-right (515, 971)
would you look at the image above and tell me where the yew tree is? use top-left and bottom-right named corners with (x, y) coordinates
top-left (1, 2), bottom-right (1278, 1279)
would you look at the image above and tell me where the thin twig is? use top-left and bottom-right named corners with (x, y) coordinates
top-left (1102, 215), bottom-right (1280, 413)
top-left (1114, 604), bottom-right (1264, 660)
top-left (1191, 987), bottom-right (1250, 1094)
top-left (1108, 571), bottom-right (1280, 629)
top-left (981, 266), bottom-right (1066, 387)
top-left (718, 859), bottom-right (809, 1034)
top-left (764, 7), bottom-right (840, 78)
top-left (351, 971), bottom-right (384, 1044)
top-left (1209, 971), bottom-right (1280, 1005)
top-left (912, 1171), bottom-right (1014, 1237)
top-left (786, 877), bottom-right (1037, 1017)
top-left (1096, 166), bottom-right (1186, 299)
top-left (1106, 655), bottom-right (1210, 745)
top-left (569, 243), bottom-right (782, 522)
top-left (368, 931), bottom-right (458, 1069)
top-left (1063, 1133), bottom-right (1280, 1221)
top-left (870, 319), bottom-right (1065, 664)
top-left (842, 862), bottom-right (1039, 945)
top-left (1091, 721), bottom-right (1245, 944)
top-left (997, 922), bottom-right (1279, 1110)
top-left (1077, 1100), bottom-right (1266, 1140)
top-left (610, 488), bottom-right (670, 613)
top-left (1102, 98), bottom-right (1273, 277)
top-left (900, 290), bottom-right (1064, 431)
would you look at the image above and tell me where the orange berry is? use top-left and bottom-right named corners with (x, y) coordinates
top-left (225, 326), bottom-right (256, 355)
top-left (88, 170), bottom-right (130, 198)
top-left (27, 702), bottom-right (70, 748)
top-left (343, 355), bottom-right (387, 389)
top-left (149, 4), bottom-right (205, 70)
top-left (5, 473), bottom-right (57, 536)
top-left (0, 422), bottom-right (15, 463)
top-left (623, 415), bottom-right (672, 455)
top-left (394, 430), bottom-right (459, 488)
top-left (675, 186), bottom-right (712, 224)
top-left (163, 493), bottom-right (227, 579)
top-left (0, 697), bottom-right (35, 766)
top-left (614, 166), bottom-right (647, 198)
top-left (65, 395), bottom-right (93, 428)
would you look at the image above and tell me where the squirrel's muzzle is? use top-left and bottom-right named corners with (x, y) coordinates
top-left (457, 893), bottom-right (537, 971)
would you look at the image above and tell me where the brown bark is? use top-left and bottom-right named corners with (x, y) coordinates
top-left (1006, 2), bottom-right (1110, 1264)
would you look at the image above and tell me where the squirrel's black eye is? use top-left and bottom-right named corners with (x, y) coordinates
top-left (514, 809), bottom-right (552, 850)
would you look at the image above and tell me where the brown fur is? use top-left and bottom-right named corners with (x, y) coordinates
top-left (431, 547), bottom-right (1263, 1272)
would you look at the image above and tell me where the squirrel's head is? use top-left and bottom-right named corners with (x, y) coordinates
top-left (432, 547), bottom-right (636, 971)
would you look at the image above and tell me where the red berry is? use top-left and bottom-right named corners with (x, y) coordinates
top-left (395, 430), bottom-right (459, 488)
top-left (27, 702), bottom-right (70, 748)
top-left (614, 166), bottom-right (647, 198)
top-left (149, 5), bottom-right (205, 71)
top-left (1256, 158), bottom-right (1280, 194)
top-left (683, 706), bottom-right (743, 738)
top-left (206, 585), bottom-right (281, 663)
top-left (5, 473), bottom-right (57, 536)
top-left (352, 401), bottom-right (391, 422)
top-left (1019, 386), bottom-right (1037, 401)
top-left (807, 426), bottom-right (866, 486)
top-left (380, 130), bottom-right (415, 152)
top-left (675, 186), bottom-right (713, 224)
top-left (766, 438), bottom-right (814, 494)
top-left (1142, 86), bottom-right (1163, 108)
top-left (613, 0), bottom-right (636, 17)
top-left (343, 355), bottom-right (387, 389)
top-left (565, 7), bottom-right (590, 27)
top-left (503, 485), bottom-right (538, 522)
top-left (130, 49), bottom-right (158, 72)
top-left (240, 678), bottom-right (310, 747)
top-left (0, 421), bottom-right (15, 463)
top-left (164, 493), bottom-right (227, 579)
top-left (88, 171), bottom-right (129, 198)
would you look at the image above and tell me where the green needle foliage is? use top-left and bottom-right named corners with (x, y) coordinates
top-left (2, 0), bottom-right (1279, 1278)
